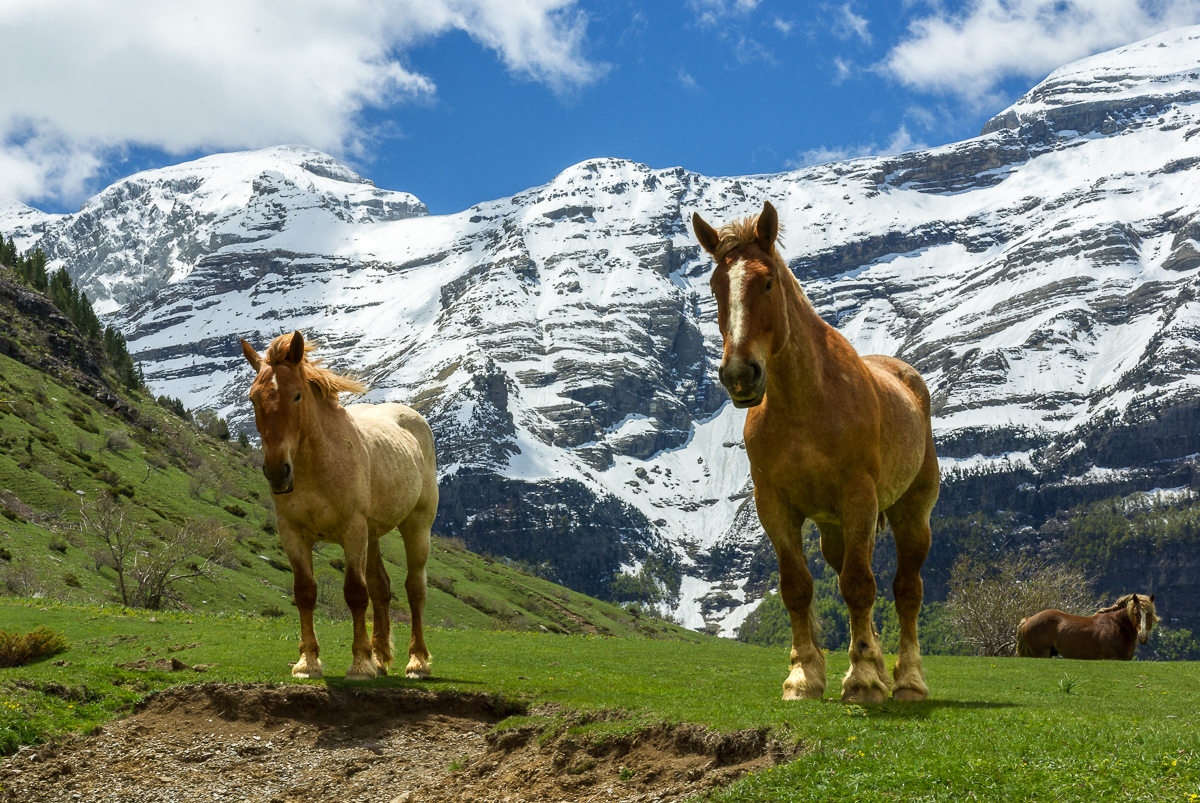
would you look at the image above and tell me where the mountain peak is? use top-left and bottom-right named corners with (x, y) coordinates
top-left (983, 25), bottom-right (1200, 136)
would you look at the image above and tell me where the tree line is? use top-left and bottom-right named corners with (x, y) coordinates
top-left (1, 233), bottom-right (141, 389)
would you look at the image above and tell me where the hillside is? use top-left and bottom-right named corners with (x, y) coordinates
top-left (6, 28), bottom-right (1200, 633)
top-left (0, 259), bottom-right (698, 641)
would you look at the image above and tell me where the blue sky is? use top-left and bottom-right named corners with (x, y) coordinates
top-left (5, 0), bottom-right (1200, 216)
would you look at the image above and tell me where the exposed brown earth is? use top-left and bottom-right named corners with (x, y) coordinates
top-left (0, 684), bottom-right (791, 803)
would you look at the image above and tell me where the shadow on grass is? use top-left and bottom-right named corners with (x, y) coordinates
top-left (855, 699), bottom-right (1020, 719)
top-left (324, 675), bottom-right (485, 690)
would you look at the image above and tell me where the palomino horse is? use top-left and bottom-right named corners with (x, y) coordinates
top-left (694, 201), bottom-right (940, 703)
top-left (241, 331), bottom-right (439, 681)
top-left (1017, 593), bottom-right (1157, 660)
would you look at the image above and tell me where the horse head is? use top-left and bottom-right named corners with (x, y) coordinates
top-left (1132, 593), bottom-right (1158, 644)
top-left (241, 330), bottom-right (308, 495)
top-left (693, 200), bottom-right (789, 408)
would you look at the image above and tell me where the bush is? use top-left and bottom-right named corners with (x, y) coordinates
top-left (260, 605), bottom-right (286, 618)
top-left (0, 626), bottom-right (69, 668)
top-left (104, 429), bottom-right (133, 452)
top-left (609, 568), bottom-right (663, 603)
top-left (1144, 626), bottom-right (1200, 661)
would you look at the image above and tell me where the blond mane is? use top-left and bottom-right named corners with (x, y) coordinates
top-left (1096, 593), bottom-right (1157, 623)
top-left (263, 333), bottom-right (368, 399)
top-left (712, 213), bottom-right (788, 271)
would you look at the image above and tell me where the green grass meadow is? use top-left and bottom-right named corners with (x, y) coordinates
top-left (2, 599), bottom-right (1197, 803)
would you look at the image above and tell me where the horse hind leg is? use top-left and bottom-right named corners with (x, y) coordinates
top-left (399, 509), bottom-right (433, 679)
top-left (365, 539), bottom-right (394, 674)
top-left (886, 507), bottom-right (932, 701)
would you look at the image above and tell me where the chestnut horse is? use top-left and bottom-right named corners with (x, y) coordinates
top-left (694, 201), bottom-right (940, 703)
top-left (240, 331), bottom-right (438, 681)
top-left (1017, 593), bottom-right (1157, 660)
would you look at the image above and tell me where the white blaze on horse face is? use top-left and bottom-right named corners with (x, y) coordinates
top-left (1138, 599), bottom-right (1151, 641)
top-left (726, 258), bottom-right (751, 348)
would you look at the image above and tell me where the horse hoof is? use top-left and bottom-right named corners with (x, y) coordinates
top-left (405, 659), bottom-right (431, 679)
top-left (291, 658), bottom-right (323, 680)
top-left (782, 686), bottom-right (824, 700)
top-left (346, 661), bottom-right (379, 681)
top-left (893, 687), bottom-right (927, 702)
top-left (841, 687), bottom-right (888, 704)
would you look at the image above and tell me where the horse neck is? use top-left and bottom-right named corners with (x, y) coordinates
top-left (763, 276), bottom-right (834, 405)
top-left (293, 389), bottom-right (347, 475)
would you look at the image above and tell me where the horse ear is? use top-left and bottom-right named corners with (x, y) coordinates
top-left (693, 212), bottom-right (721, 256)
top-left (755, 201), bottom-right (779, 253)
top-left (240, 339), bottom-right (262, 371)
top-left (286, 330), bottom-right (305, 366)
top-left (1149, 594), bottom-right (1155, 603)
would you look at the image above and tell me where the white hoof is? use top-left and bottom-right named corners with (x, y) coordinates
top-left (292, 656), bottom-right (323, 679)
top-left (405, 655), bottom-right (431, 679)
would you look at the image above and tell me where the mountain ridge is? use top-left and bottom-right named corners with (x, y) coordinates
top-left (6, 27), bottom-right (1200, 634)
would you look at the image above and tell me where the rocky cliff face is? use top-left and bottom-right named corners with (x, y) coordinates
top-left (7, 28), bottom-right (1200, 634)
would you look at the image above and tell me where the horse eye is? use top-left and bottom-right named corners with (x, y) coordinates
top-left (293, 393), bottom-right (302, 403)
top-left (765, 279), bottom-right (774, 291)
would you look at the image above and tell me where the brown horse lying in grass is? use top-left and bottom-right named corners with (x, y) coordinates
top-left (241, 331), bottom-right (439, 681)
top-left (1017, 594), bottom-right (1157, 660)
top-left (693, 201), bottom-right (940, 703)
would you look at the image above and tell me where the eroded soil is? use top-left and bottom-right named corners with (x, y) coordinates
top-left (0, 684), bottom-right (789, 803)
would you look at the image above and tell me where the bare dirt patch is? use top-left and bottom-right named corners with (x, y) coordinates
top-left (0, 684), bottom-right (790, 802)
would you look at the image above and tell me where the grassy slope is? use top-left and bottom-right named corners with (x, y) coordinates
top-left (1, 600), bottom-right (1196, 802)
top-left (0, 349), bottom-right (699, 641)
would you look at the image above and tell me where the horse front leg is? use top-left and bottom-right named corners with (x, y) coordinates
top-left (342, 519), bottom-right (377, 681)
top-left (399, 513), bottom-right (433, 678)
top-left (281, 529), bottom-right (322, 679)
top-left (757, 487), bottom-right (825, 699)
top-left (365, 538), bottom-right (393, 675)
top-left (838, 488), bottom-right (890, 704)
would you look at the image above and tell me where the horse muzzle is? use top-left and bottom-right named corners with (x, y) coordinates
top-left (720, 360), bottom-right (765, 408)
top-left (264, 462), bottom-right (294, 495)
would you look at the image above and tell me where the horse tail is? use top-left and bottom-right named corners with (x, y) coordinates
top-left (876, 512), bottom-right (888, 534)
top-left (1016, 617), bottom-right (1032, 658)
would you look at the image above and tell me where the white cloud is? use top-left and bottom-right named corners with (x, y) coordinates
top-left (884, 0), bottom-right (1200, 103)
top-left (689, 0), bottom-right (762, 28)
top-left (678, 67), bottom-right (701, 91)
top-left (0, 0), bottom-right (606, 205)
top-left (833, 4), bottom-right (872, 45)
top-left (833, 56), bottom-right (854, 84)
top-left (786, 125), bottom-right (925, 169)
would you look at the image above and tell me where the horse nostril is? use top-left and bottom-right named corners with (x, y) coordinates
top-left (749, 361), bottom-right (763, 384)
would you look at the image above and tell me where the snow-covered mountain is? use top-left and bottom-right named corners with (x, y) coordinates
top-left (7, 28), bottom-right (1200, 634)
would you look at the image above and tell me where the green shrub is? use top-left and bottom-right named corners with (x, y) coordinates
top-left (0, 626), bottom-right (69, 668)
top-left (260, 605), bottom-right (285, 618)
top-left (223, 504), bottom-right (247, 518)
